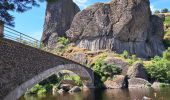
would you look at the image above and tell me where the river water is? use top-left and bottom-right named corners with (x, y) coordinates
top-left (20, 87), bottom-right (170, 100)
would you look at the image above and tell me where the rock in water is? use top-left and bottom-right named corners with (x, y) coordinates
top-left (128, 78), bottom-right (151, 88)
top-left (41, 0), bottom-right (80, 48)
top-left (66, 0), bottom-right (165, 58)
top-left (104, 75), bottom-right (128, 89)
top-left (69, 86), bottom-right (81, 93)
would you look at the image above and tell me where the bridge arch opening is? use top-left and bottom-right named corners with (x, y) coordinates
top-left (4, 64), bottom-right (94, 100)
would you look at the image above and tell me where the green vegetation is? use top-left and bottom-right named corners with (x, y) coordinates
top-left (26, 73), bottom-right (83, 95)
top-left (120, 50), bottom-right (140, 65)
top-left (160, 83), bottom-right (170, 88)
top-left (164, 16), bottom-right (170, 47)
top-left (57, 37), bottom-right (69, 46)
top-left (26, 75), bottom-right (60, 95)
top-left (144, 48), bottom-right (170, 83)
top-left (63, 75), bottom-right (83, 86)
top-left (0, 0), bottom-right (56, 26)
top-left (161, 8), bottom-right (169, 13)
top-left (164, 16), bottom-right (170, 25)
top-left (91, 57), bottom-right (122, 88)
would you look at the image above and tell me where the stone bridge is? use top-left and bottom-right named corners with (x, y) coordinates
top-left (0, 38), bottom-right (94, 100)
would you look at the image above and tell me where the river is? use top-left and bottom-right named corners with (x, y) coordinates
top-left (20, 87), bottom-right (170, 100)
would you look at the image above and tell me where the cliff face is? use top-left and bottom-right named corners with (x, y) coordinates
top-left (66, 0), bottom-right (165, 58)
top-left (41, 0), bottom-right (80, 48)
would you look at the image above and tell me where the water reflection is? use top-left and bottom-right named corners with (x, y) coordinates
top-left (20, 87), bottom-right (170, 100)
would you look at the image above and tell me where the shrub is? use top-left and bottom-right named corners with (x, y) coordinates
top-left (101, 76), bottom-right (107, 82)
top-left (163, 47), bottom-right (170, 60)
top-left (145, 56), bottom-right (170, 83)
top-left (121, 50), bottom-right (129, 59)
top-left (57, 37), bottom-right (69, 46)
top-left (37, 88), bottom-right (46, 95)
top-left (164, 16), bottom-right (170, 25)
top-left (91, 58), bottom-right (122, 82)
top-left (63, 75), bottom-right (83, 86)
top-left (27, 84), bottom-right (45, 94)
top-left (44, 84), bottom-right (53, 92)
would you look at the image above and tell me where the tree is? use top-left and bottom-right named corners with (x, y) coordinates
top-left (154, 10), bottom-right (160, 14)
top-left (0, 0), bottom-right (55, 26)
top-left (161, 8), bottom-right (169, 13)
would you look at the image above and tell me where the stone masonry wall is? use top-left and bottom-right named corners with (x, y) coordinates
top-left (0, 38), bottom-right (94, 100)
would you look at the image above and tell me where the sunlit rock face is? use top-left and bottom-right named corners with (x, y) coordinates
top-left (41, 0), bottom-right (80, 48)
top-left (66, 0), bottom-right (165, 58)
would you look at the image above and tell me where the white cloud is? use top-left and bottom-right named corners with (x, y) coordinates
top-left (73, 0), bottom-right (89, 9)
top-left (150, 5), bottom-right (156, 12)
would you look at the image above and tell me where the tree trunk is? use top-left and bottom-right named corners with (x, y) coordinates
top-left (0, 24), bottom-right (4, 37)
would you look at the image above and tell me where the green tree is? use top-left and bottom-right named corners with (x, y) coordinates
top-left (0, 0), bottom-right (56, 26)
top-left (161, 8), bottom-right (169, 13)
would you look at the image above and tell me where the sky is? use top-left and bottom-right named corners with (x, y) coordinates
top-left (10, 0), bottom-right (170, 40)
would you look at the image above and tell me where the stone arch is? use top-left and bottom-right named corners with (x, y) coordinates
top-left (4, 64), bottom-right (94, 100)
top-left (0, 39), bottom-right (94, 100)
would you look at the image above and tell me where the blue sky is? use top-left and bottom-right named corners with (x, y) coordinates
top-left (10, 0), bottom-right (170, 40)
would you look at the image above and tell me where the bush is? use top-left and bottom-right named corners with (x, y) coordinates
top-left (63, 75), bottom-right (83, 86)
top-left (101, 76), bottom-right (107, 82)
top-left (37, 88), bottom-right (46, 95)
top-left (163, 47), bottom-right (170, 60)
top-left (58, 37), bottom-right (69, 46)
top-left (91, 58), bottom-right (122, 82)
top-left (164, 16), bottom-right (170, 25)
top-left (121, 50), bottom-right (129, 59)
top-left (27, 84), bottom-right (46, 94)
top-left (145, 56), bottom-right (170, 83)
top-left (44, 84), bottom-right (53, 92)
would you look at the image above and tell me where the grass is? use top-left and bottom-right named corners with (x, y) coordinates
top-left (164, 16), bottom-right (170, 25)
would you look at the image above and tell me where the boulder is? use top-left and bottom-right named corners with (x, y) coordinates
top-left (151, 82), bottom-right (161, 89)
top-left (69, 86), bottom-right (81, 93)
top-left (59, 84), bottom-right (72, 92)
top-left (128, 78), bottom-right (151, 88)
top-left (66, 0), bottom-right (165, 58)
top-left (57, 89), bottom-right (65, 94)
top-left (52, 85), bottom-right (58, 94)
top-left (41, 0), bottom-right (80, 48)
top-left (127, 62), bottom-right (148, 80)
top-left (104, 75), bottom-right (128, 89)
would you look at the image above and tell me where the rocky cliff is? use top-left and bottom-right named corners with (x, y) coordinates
top-left (66, 0), bottom-right (165, 58)
top-left (41, 0), bottom-right (80, 48)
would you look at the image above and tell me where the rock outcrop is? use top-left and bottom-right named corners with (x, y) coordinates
top-left (66, 0), bottom-right (165, 58)
top-left (127, 62), bottom-right (148, 80)
top-left (41, 0), bottom-right (80, 48)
